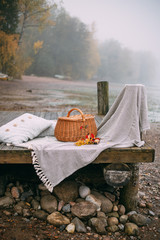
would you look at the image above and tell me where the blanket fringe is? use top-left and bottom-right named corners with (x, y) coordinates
top-left (31, 151), bottom-right (53, 192)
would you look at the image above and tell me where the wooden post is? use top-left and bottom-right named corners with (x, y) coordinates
top-left (97, 81), bottom-right (109, 115)
top-left (120, 163), bottom-right (139, 212)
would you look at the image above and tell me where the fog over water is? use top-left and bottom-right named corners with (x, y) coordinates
top-left (63, 0), bottom-right (160, 85)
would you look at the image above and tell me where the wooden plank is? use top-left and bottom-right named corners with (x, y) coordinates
top-left (0, 143), bottom-right (154, 164)
top-left (44, 112), bottom-right (52, 120)
top-left (0, 149), bottom-right (32, 164)
top-left (93, 144), bottom-right (155, 164)
top-left (0, 111), bottom-right (11, 125)
top-left (0, 111), bottom-right (24, 126)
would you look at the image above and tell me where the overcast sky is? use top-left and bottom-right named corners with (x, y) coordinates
top-left (62, 0), bottom-right (160, 60)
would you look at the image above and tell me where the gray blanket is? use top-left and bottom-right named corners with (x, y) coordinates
top-left (19, 84), bottom-right (150, 192)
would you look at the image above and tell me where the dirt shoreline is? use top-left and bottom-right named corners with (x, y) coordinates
top-left (0, 76), bottom-right (160, 240)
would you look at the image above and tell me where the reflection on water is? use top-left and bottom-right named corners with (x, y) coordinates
top-left (109, 84), bottom-right (160, 123)
top-left (147, 85), bottom-right (160, 122)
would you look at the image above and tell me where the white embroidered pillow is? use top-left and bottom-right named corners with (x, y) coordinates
top-left (0, 113), bottom-right (52, 145)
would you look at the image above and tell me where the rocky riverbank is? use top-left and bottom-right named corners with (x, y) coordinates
top-left (0, 178), bottom-right (159, 240)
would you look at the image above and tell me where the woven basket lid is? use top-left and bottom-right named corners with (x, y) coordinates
top-left (58, 108), bottom-right (95, 122)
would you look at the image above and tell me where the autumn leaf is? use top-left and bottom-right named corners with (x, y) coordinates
top-left (33, 40), bottom-right (43, 54)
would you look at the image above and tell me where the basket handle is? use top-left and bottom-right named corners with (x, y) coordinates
top-left (67, 108), bottom-right (85, 121)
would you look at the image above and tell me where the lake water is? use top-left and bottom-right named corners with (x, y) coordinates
top-left (63, 81), bottom-right (160, 123)
top-left (110, 83), bottom-right (160, 123)
top-left (146, 85), bottom-right (160, 122)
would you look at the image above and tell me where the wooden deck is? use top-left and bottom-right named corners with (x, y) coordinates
top-left (0, 111), bottom-right (155, 164)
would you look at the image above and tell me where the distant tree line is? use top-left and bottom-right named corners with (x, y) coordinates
top-left (0, 1), bottom-right (157, 85)
top-left (26, 9), bottom-right (100, 80)
top-left (25, 8), bottom-right (157, 84)
top-left (98, 40), bottom-right (156, 84)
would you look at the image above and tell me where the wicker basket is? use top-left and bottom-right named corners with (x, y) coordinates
top-left (54, 108), bottom-right (97, 142)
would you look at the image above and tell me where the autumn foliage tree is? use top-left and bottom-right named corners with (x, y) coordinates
top-left (0, 0), bottom-right (19, 74)
top-left (0, 0), bottom-right (56, 78)
top-left (0, 31), bottom-right (19, 75)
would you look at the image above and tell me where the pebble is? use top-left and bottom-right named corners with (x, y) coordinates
top-left (118, 223), bottom-right (125, 231)
top-left (97, 211), bottom-right (106, 218)
top-left (89, 217), bottom-right (107, 234)
top-left (86, 226), bottom-right (91, 232)
top-left (22, 208), bottom-right (32, 218)
top-left (120, 215), bottom-right (128, 224)
top-left (14, 204), bottom-right (23, 215)
top-left (72, 217), bottom-right (87, 233)
top-left (138, 201), bottom-right (146, 208)
top-left (107, 211), bottom-right (119, 218)
top-left (91, 191), bottom-right (113, 213)
top-left (142, 195), bottom-right (148, 200)
top-left (40, 190), bottom-right (51, 197)
top-left (31, 199), bottom-right (40, 210)
top-left (85, 194), bottom-right (101, 211)
top-left (66, 223), bottom-right (75, 233)
top-left (115, 231), bottom-right (121, 237)
top-left (104, 192), bottom-right (116, 202)
top-left (71, 201), bottom-right (97, 219)
top-left (125, 222), bottom-right (139, 236)
top-left (113, 205), bottom-right (118, 212)
top-left (40, 195), bottom-right (57, 213)
top-left (107, 217), bottom-right (119, 226)
top-left (102, 237), bottom-right (111, 240)
top-left (146, 202), bottom-right (153, 209)
top-left (127, 211), bottom-right (137, 217)
top-left (138, 191), bottom-right (146, 197)
top-left (18, 185), bottom-right (24, 193)
top-left (11, 187), bottom-right (20, 199)
top-left (33, 210), bottom-right (48, 220)
top-left (148, 210), bottom-right (155, 216)
top-left (79, 185), bottom-right (91, 198)
top-left (118, 204), bottom-right (126, 215)
top-left (62, 203), bottom-right (71, 213)
top-left (3, 210), bottom-right (12, 216)
top-left (69, 201), bottom-right (76, 206)
top-left (53, 180), bottom-right (79, 202)
top-left (93, 234), bottom-right (99, 238)
top-left (20, 190), bottom-right (33, 201)
top-left (47, 211), bottom-right (70, 226)
top-left (107, 225), bottom-right (119, 232)
top-left (0, 196), bottom-right (14, 207)
top-left (129, 213), bottom-right (151, 226)
top-left (38, 183), bottom-right (47, 191)
top-left (58, 200), bottom-right (65, 211)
